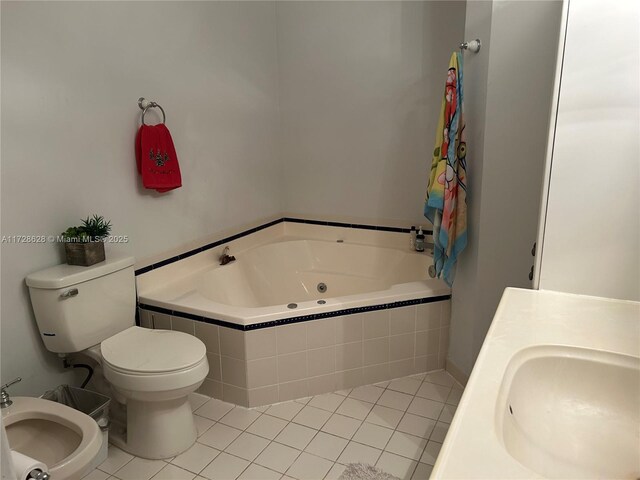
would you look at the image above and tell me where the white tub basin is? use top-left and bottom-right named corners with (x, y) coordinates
top-left (498, 346), bottom-right (640, 479)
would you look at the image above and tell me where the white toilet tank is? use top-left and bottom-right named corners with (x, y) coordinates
top-left (25, 253), bottom-right (136, 354)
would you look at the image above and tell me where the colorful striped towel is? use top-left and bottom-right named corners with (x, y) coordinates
top-left (424, 52), bottom-right (468, 286)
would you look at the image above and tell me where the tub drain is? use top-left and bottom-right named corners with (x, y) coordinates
top-left (287, 303), bottom-right (298, 309)
top-left (317, 282), bottom-right (327, 293)
top-left (317, 300), bottom-right (326, 305)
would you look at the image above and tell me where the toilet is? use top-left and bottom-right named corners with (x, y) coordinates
top-left (25, 253), bottom-right (209, 459)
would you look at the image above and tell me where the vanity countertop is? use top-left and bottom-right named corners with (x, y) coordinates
top-left (432, 287), bottom-right (640, 479)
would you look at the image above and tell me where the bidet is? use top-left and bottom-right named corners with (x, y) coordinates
top-left (2, 396), bottom-right (102, 480)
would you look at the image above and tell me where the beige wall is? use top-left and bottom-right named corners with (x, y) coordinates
top-left (448, 1), bottom-right (565, 378)
top-left (277, 1), bottom-right (466, 228)
top-left (1, 1), bottom-right (282, 395)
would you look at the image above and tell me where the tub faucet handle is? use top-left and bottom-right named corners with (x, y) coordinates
top-left (1, 377), bottom-right (21, 408)
top-left (219, 246), bottom-right (236, 266)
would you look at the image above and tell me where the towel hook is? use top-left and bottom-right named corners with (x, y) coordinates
top-left (138, 97), bottom-right (166, 125)
top-left (460, 39), bottom-right (481, 53)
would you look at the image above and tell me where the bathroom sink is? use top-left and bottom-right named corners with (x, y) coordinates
top-left (498, 346), bottom-right (640, 479)
top-left (3, 396), bottom-right (103, 480)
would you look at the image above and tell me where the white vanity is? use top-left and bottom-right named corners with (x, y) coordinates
top-left (433, 288), bottom-right (639, 479)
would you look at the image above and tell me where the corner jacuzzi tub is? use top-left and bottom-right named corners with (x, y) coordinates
top-left (137, 220), bottom-right (452, 407)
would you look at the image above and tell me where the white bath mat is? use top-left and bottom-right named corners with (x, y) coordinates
top-left (338, 463), bottom-right (401, 480)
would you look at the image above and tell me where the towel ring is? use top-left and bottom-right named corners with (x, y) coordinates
top-left (138, 97), bottom-right (166, 125)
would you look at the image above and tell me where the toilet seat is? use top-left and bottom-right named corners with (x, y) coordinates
top-left (101, 327), bottom-right (208, 395)
top-left (101, 326), bottom-right (206, 374)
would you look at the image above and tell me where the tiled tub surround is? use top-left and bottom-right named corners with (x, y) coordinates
top-left (139, 300), bottom-right (450, 407)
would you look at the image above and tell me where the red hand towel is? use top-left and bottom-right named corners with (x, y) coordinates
top-left (135, 124), bottom-right (182, 193)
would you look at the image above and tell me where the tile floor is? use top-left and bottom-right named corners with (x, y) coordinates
top-left (83, 370), bottom-right (463, 480)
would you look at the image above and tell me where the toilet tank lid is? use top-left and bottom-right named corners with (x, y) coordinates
top-left (25, 252), bottom-right (135, 289)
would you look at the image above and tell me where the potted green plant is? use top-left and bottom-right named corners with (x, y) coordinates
top-left (61, 215), bottom-right (112, 266)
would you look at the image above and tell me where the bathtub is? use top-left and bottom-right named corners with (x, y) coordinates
top-left (137, 220), bottom-right (452, 406)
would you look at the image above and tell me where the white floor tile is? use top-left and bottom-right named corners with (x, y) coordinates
top-left (374, 381), bottom-right (390, 388)
top-left (82, 469), bottom-right (110, 480)
top-left (254, 442), bottom-right (301, 473)
top-left (275, 423), bottom-right (318, 450)
top-left (396, 413), bottom-right (436, 439)
top-left (429, 421), bottom-right (450, 443)
top-left (348, 385), bottom-right (384, 404)
top-left (335, 398), bottom-right (374, 420)
top-left (171, 442), bottom-right (219, 474)
top-left (376, 451), bottom-right (418, 480)
top-left (96, 373), bottom-right (459, 480)
top-left (416, 382), bottom-right (451, 403)
top-left (352, 422), bottom-right (394, 449)
top-left (225, 432), bottom-right (270, 461)
top-left (292, 405), bottom-right (333, 429)
top-left (334, 389), bottom-right (352, 397)
top-left (200, 453), bottom-right (249, 480)
top-left (385, 431), bottom-right (428, 461)
top-left (194, 415), bottom-right (215, 437)
top-left (237, 463), bottom-right (280, 480)
top-left (295, 396), bottom-right (312, 405)
top-left (153, 463), bottom-right (197, 480)
top-left (304, 432), bottom-right (348, 461)
top-left (407, 397), bottom-right (444, 420)
top-left (246, 414), bottom-right (288, 440)
top-left (265, 401), bottom-right (304, 421)
top-left (324, 463), bottom-right (347, 480)
top-left (308, 393), bottom-right (346, 413)
top-left (412, 462), bottom-right (433, 480)
top-left (438, 404), bottom-right (457, 424)
top-left (364, 405), bottom-right (404, 429)
top-left (115, 457), bottom-right (166, 480)
top-left (387, 378), bottom-right (422, 396)
top-left (287, 452), bottom-right (333, 480)
top-left (420, 441), bottom-right (442, 466)
top-left (219, 407), bottom-right (262, 430)
top-left (410, 373), bottom-right (427, 381)
top-left (98, 445), bottom-right (134, 474)
top-left (189, 393), bottom-right (210, 411)
top-left (377, 390), bottom-right (413, 412)
top-left (198, 423), bottom-right (243, 450)
top-left (196, 399), bottom-right (235, 421)
top-left (446, 387), bottom-right (463, 406)
top-left (337, 442), bottom-right (382, 465)
top-left (320, 413), bottom-right (362, 439)
top-left (424, 371), bottom-right (455, 388)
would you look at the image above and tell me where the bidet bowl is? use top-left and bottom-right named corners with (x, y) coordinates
top-left (496, 346), bottom-right (640, 479)
top-left (2, 396), bottom-right (102, 480)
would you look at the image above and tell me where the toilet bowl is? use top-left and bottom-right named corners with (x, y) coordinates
top-left (25, 254), bottom-right (210, 460)
top-left (99, 326), bottom-right (208, 459)
top-left (3, 396), bottom-right (102, 480)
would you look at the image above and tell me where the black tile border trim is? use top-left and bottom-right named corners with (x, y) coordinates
top-left (134, 217), bottom-right (434, 276)
top-left (138, 294), bottom-right (451, 332)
